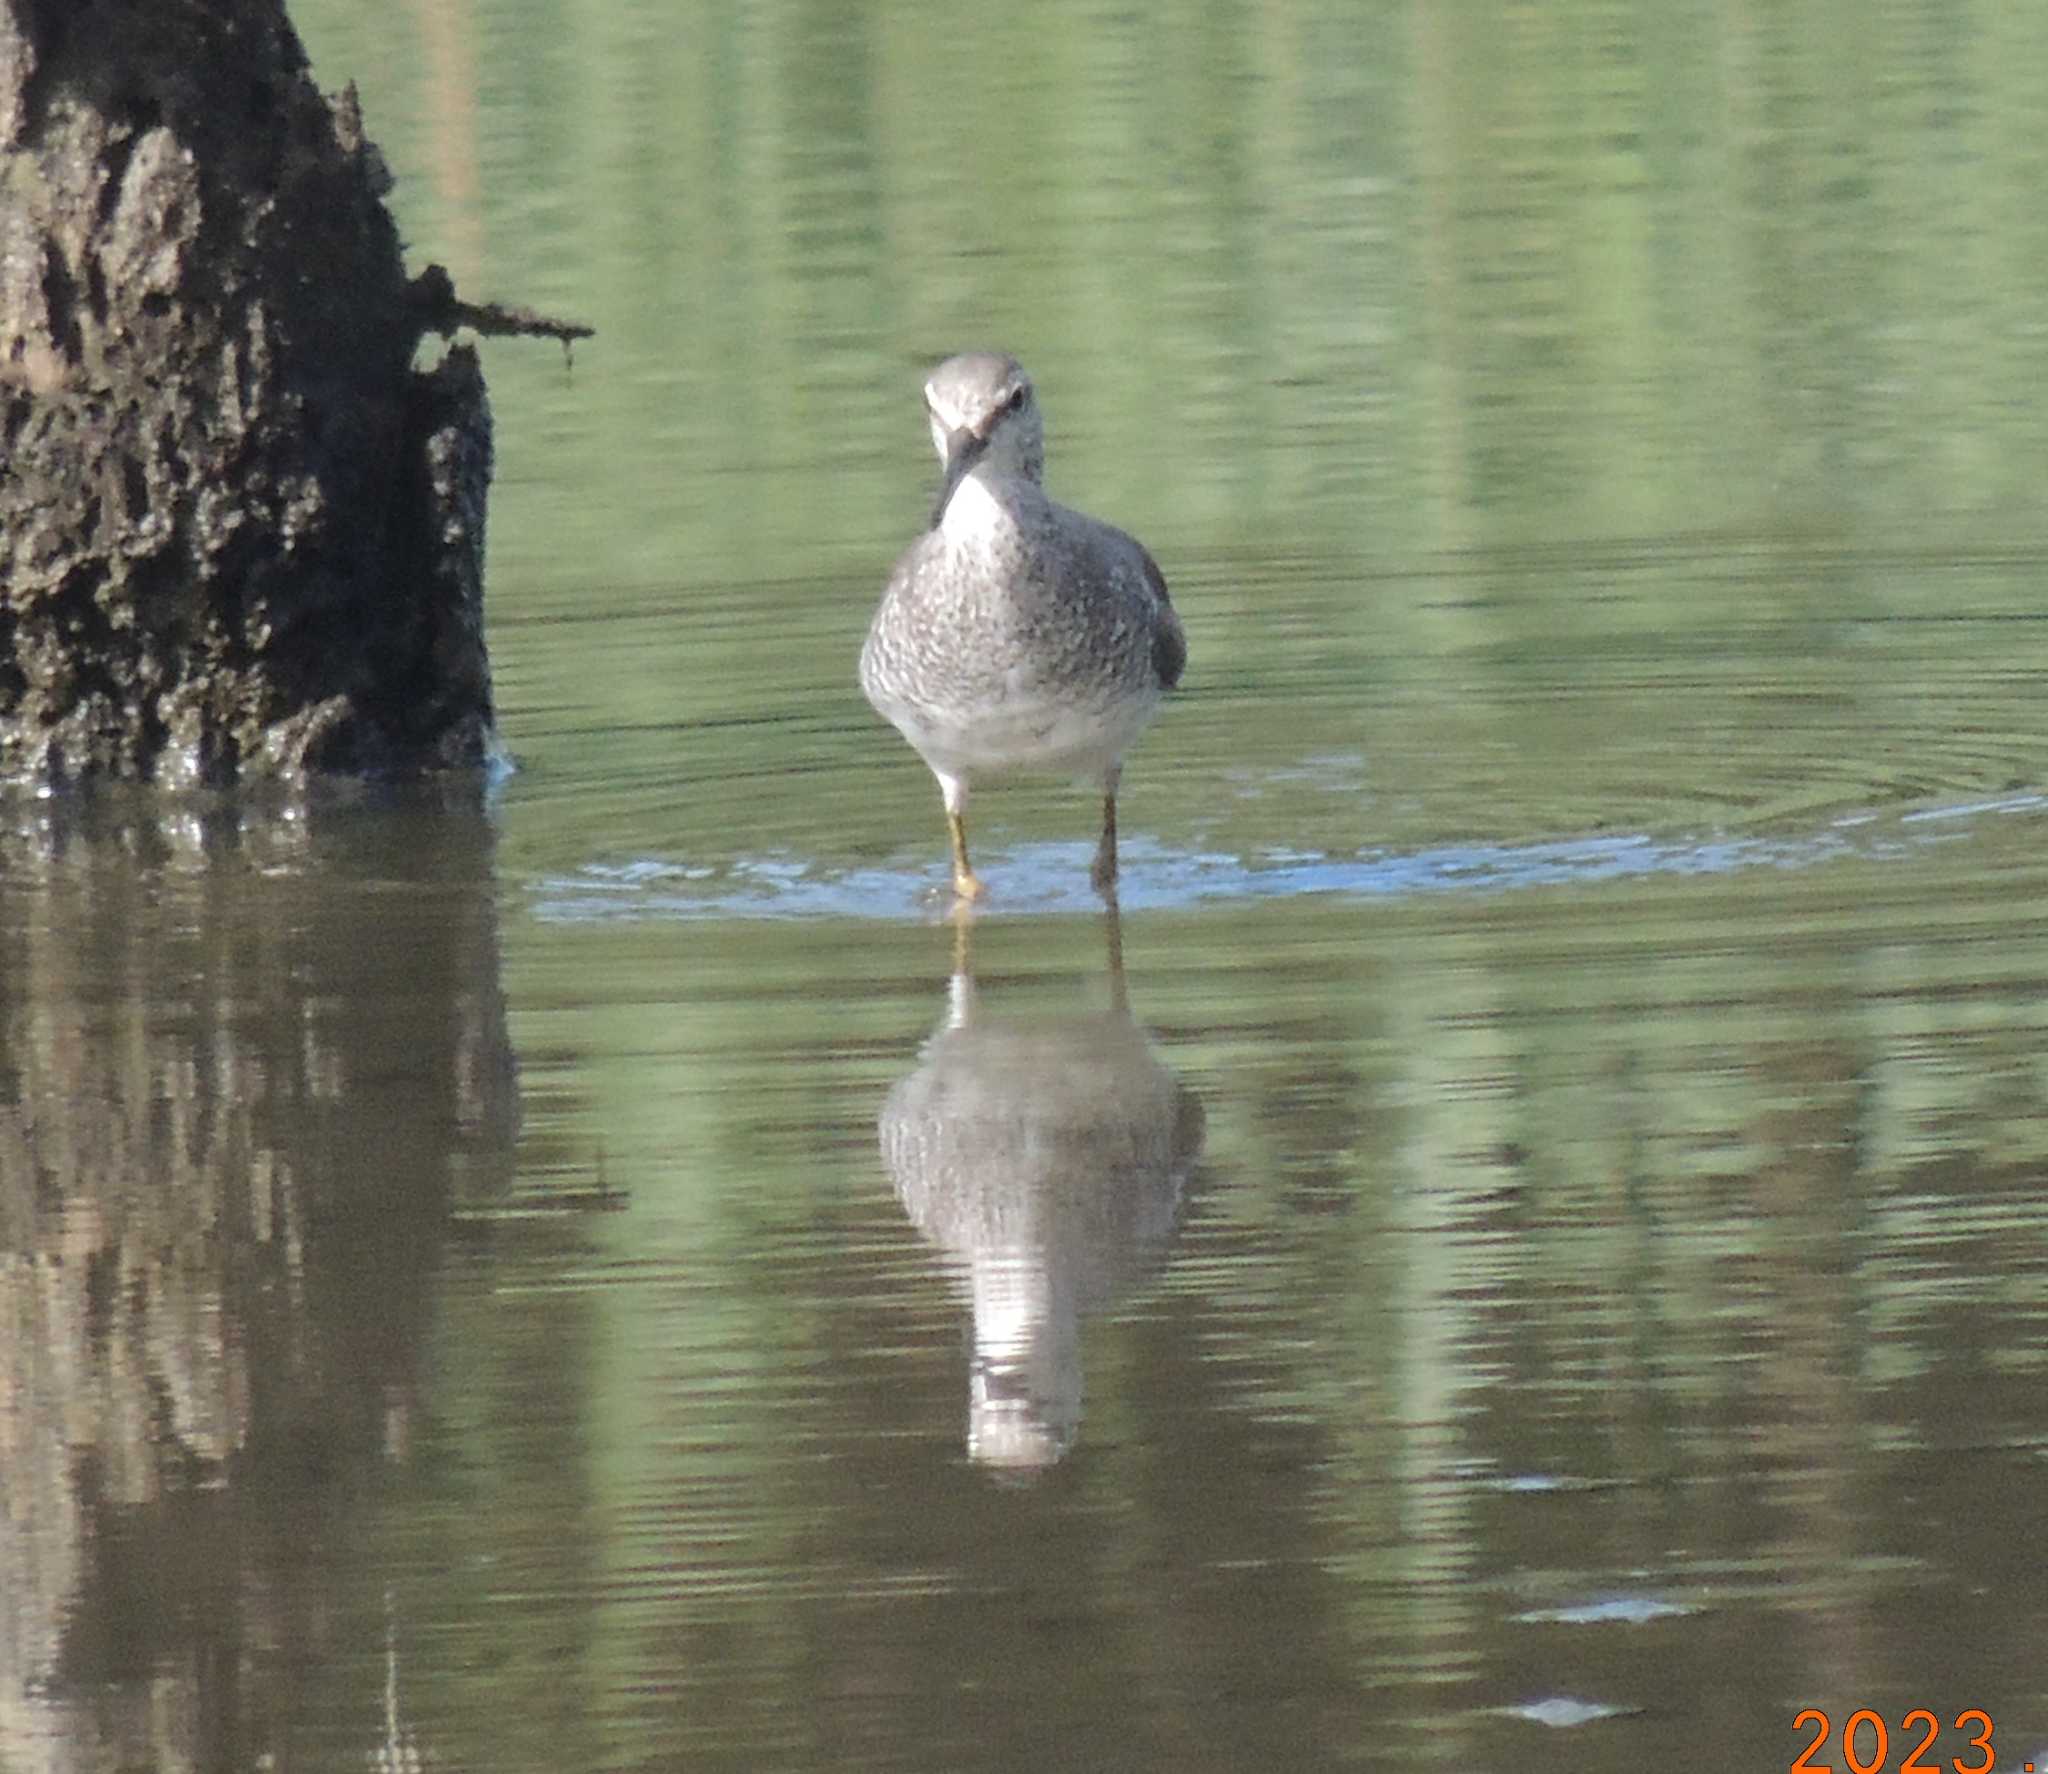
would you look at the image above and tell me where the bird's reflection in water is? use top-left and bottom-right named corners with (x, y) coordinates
top-left (880, 901), bottom-right (1205, 1476)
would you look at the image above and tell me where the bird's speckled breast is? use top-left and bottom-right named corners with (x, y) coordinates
top-left (860, 477), bottom-right (1174, 782)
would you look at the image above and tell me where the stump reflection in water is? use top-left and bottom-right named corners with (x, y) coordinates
top-left (0, 788), bottom-right (517, 1769)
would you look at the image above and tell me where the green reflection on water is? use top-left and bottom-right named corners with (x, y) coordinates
top-left (294, 0), bottom-right (2048, 571)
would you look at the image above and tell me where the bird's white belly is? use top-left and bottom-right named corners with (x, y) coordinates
top-left (882, 683), bottom-right (1161, 785)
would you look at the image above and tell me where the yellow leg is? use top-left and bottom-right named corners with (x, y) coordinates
top-left (947, 806), bottom-right (985, 901)
top-left (1102, 893), bottom-right (1128, 1012)
top-left (1090, 789), bottom-right (1119, 892)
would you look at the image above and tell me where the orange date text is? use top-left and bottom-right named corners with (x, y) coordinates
top-left (1791, 1709), bottom-right (2002, 1774)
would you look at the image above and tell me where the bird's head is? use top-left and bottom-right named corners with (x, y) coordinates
top-left (924, 351), bottom-right (1043, 526)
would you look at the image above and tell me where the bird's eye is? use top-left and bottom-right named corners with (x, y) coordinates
top-left (1006, 386), bottom-right (1029, 413)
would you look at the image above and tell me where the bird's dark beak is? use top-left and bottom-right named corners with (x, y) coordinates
top-left (931, 425), bottom-right (989, 528)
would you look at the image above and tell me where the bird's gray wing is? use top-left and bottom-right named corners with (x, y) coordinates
top-left (1139, 548), bottom-right (1186, 690)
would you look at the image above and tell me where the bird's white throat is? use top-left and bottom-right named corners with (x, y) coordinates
top-left (938, 469), bottom-right (1015, 550)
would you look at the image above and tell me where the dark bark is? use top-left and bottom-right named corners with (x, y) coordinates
top-left (0, 0), bottom-right (500, 783)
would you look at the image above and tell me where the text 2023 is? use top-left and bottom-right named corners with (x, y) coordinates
top-left (1791, 1709), bottom-right (1997, 1774)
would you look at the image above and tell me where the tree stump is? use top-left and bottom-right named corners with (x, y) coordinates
top-left (0, 0), bottom-right (496, 783)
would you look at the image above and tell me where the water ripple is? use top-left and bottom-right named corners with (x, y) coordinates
top-left (529, 793), bottom-right (2047, 923)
